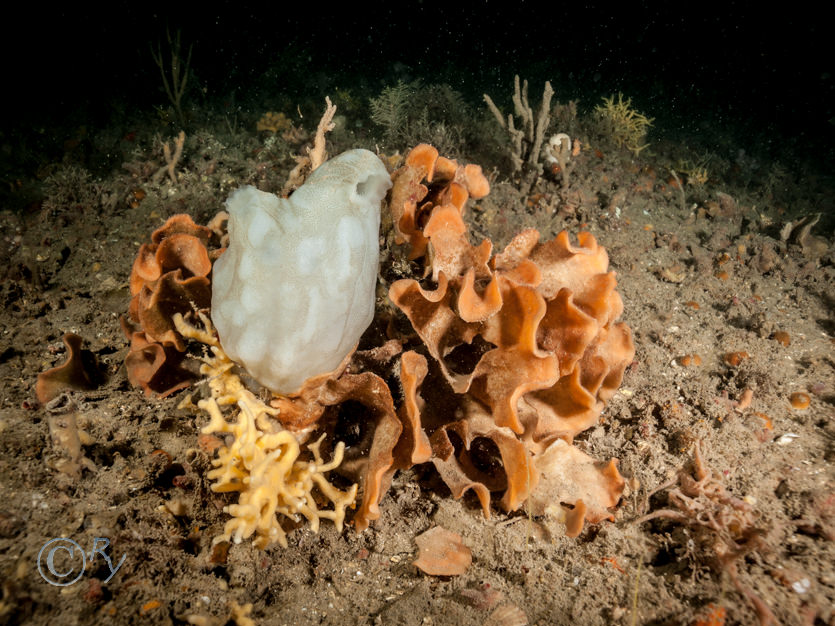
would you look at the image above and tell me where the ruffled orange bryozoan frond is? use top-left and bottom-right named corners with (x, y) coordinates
top-left (121, 214), bottom-right (216, 396)
top-left (388, 143), bottom-right (489, 260)
top-left (375, 144), bottom-right (635, 536)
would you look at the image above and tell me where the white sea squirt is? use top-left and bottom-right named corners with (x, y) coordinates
top-left (211, 149), bottom-right (392, 393)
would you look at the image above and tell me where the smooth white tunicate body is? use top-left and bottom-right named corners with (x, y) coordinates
top-left (211, 149), bottom-right (391, 393)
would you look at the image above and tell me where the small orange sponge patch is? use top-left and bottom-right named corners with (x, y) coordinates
top-left (789, 392), bottom-right (811, 410)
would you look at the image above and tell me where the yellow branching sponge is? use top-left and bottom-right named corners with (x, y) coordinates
top-left (174, 312), bottom-right (357, 549)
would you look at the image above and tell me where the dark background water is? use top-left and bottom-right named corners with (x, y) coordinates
top-left (2, 1), bottom-right (832, 174)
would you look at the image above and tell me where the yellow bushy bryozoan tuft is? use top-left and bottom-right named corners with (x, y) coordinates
top-left (256, 111), bottom-right (293, 134)
top-left (595, 93), bottom-right (653, 156)
top-left (675, 159), bottom-right (710, 186)
top-left (174, 313), bottom-right (357, 549)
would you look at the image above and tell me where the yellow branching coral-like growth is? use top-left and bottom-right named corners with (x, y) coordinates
top-left (173, 312), bottom-right (357, 549)
top-left (595, 93), bottom-right (653, 156)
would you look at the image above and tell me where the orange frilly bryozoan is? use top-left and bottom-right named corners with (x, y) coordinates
top-left (366, 143), bottom-right (635, 536)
